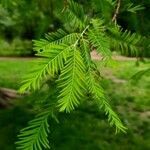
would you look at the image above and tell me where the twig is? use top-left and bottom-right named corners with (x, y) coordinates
top-left (73, 25), bottom-right (89, 47)
top-left (112, 0), bottom-right (121, 23)
top-left (61, 0), bottom-right (68, 13)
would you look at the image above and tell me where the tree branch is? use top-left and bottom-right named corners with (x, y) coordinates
top-left (112, 0), bottom-right (121, 23)
top-left (61, 0), bottom-right (68, 13)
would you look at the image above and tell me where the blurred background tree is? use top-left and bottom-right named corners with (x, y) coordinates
top-left (0, 0), bottom-right (149, 56)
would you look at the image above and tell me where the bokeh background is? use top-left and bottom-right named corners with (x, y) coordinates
top-left (0, 0), bottom-right (149, 150)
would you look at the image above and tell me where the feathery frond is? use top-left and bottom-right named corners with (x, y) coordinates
top-left (19, 44), bottom-right (70, 93)
top-left (33, 29), bottom-right (79, 52)
top-left (108, 25), bottom-right (143, 56)
top-left (91, 0), bottom-right (115, 22)
top-left (17, 0), bottom-right (150, 148)
top-left (63, 0), bottom-right (88, 30)
top-left (81, 39), bottom-right (126, 133)
top-left (90, 80), bottom-right (127, 133)
top-left (88, 19), bottom-right (111, 57)
top-left (57, 47), bottom-right (86, 112)
top-left (16, 109), bottom-right (54, 150)
top-left (126, 3), bottom-right (144, 13)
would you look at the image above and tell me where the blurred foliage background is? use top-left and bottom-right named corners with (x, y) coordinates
top-left (0, 0), bottom-right (149, 56)
top-left (0, 0), bottom-right (150, 150)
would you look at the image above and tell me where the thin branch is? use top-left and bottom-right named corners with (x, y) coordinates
top-left (112, 0), bottom-right (121, 23)
top-left (73, 25), bottom-right (89, 46)
top-left (61, 0), bottom-right (68, 13)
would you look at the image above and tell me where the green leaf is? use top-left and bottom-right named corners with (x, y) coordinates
top-left (87, 71), bottom-right (126, 133)
top-left (63, 0), bottom-right (88, 30)
top-left (57, 47), bottom-right (86, 112)
top-left (91, 0), bottom-right (114, 22)
top-left (33, 29), bottom-right (79, 52)
top-left (19, 44), bottom-right (70, 93)
top-left (82, 39), bottom-right (126, 133)
top-left (16, 109), bottom-right (55, 150)
top-left (108, 25), bottom-right (143, 56)
top-left (88, 19), bottom-right (111, 57)
top-left (126, 3), bottom-right (144, 13)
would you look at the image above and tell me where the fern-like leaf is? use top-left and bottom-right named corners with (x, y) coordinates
top-left (33, 29), bottom-right (79, 52)
top-left (81, 39), bottom-right (126, 133)
top-left (63, 0), bottom-right (88, 30)
top-left (88, 19), bottom-right (111, 57)
top-left (16, 110), bottom-right (52, 150)
top-left (19, 44), bottom-right (70, 93)
top-left (87, 70), bottom-right (126, 133)
top-left (126, 3), bottom-right (144, 13)
top-left (57, 47), bottom-right (86, 112)
top-left (91, 0), bottom-right (115, 22)
top-left (108, 26), bottom-right (143, 56)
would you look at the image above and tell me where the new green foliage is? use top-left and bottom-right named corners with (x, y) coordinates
top-left (57, 47), bottom-right (86, 112)
top-left (17, 0), bottom-right (147, 149)
top-left (16, 110), bottom-right (51, 150)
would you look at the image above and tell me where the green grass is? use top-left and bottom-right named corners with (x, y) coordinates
top-left (0, 59), bottom-right (37, 89)
top-left (0, 58), bottom-right (150, 150)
